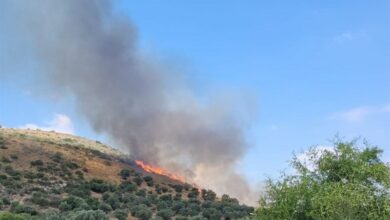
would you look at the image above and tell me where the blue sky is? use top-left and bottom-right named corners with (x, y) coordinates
top-left (1, 0), bottom-right (389, 184)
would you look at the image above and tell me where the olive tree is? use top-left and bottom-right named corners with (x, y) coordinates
top-left (256, 140), bottom-right (390, 220)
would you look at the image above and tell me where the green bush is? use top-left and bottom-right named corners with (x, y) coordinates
top-left (159, 194), bottom-right (172, 202)
top-left (85, 197), bottom-right (99, 210)
top-left (119, 169), bottom-right (131, 180)
top-left (131, 204), bottom-right (152, 220)
top-left (133, 176), bottom-right (143, 186)
top-left (1, 156), bottom-right (11, 163)
top-left (10, 202), bottom-right (38, 215)
top-left (202, 208), bottom-right (222, 220)
top-left (114, 209), bottom-right (128, 220)
top-left (255, 140), bottom-right (390, 219)
top-left (188, 188), bottom-right (199, 199)
top-left (89, 179), bottom-right (109, 193)
top-left (65, 182), bottom-right (91, 198)
top-left (143, 176), bottom-right (154, 186)
top-left (30, 160), bottom-right (44, 166)
top-left (172, 184), bottom-right (183, 193)
top-left (68, 210), bottom-right (108, 220)
top-left (59, 196), bottom-right (88, 211)
top-left (0, 212), bottom-right (25, 220)
top-left (105, 194), bottom-right (121, 210)
top-left (64, 161), bottom-right (79, 170)
top-left (157, 208), bottom-right (174, 220)
top-left (98, 202), bottom-right (112, 213)
top-left (30, 192), bottom-right (50, 207)
top-left (201, 189), bottom-right (216, 201)
top-left (119, 182), bottom-right (137, 192)
top-left (136, 189), bottom-right (147, 197)
top-left (50, 152), bottom-right (63, 163)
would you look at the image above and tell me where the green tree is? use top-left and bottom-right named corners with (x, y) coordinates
top-left (157, 208), bottom-right (174, 220)
top-left (59, 196), bottom-right (89, 211)
top-left (119, 169), bottom-right (131, 180)
top-left (255, 140), bottom-right (390, 220)
top-left (114, 209), bottom-right (128, 220)
top-left (131, 204), bottom-right (152, 220)
top-left (89, 179), bottom-right (109, 193)
top-left (202, 208), bottom-right (222, 220)
top-left (201, 189), bottom-right (216, 201)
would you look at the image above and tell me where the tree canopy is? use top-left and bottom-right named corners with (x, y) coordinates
top-left (255, 140), bottom-right (390, 220)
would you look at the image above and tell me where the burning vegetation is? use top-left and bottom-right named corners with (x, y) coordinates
top-left (135, 160), bottom-right (186, 183)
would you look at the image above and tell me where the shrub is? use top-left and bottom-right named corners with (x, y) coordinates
top-left (202, 208), bottom-right (222, 220)
top-left (146, 194), bottom-right (158, 205)
top-left (64, 161), bottom-right (79, 170)
top-left (4, 166), bottom-right (20, 177)
top-left (105, 194), bottom-right (121, 210)
top-left (143, 176), bottom-right (154, 186)
top-left (157, 209), bottom-right (174, 220)
top-left (131, 204), bottom-right (152, 220)
top-left (157, 201), bottom-right (170, 211)
top-left (10, 202), bottom-right (38, 215)
top-left (160, 194), bottom-right (172, 202)
top-left (89, 179), bottom-right (109, 193)
top-left (136, 189), bottom-right (146, 197)
top-left (114, 209), bottom-right (128, 220)
top-left (98, 202), bottom-right (112, 213)
top-left (188, 188), bottom-right (199, 198)
top-left (119, 182), bottom-right (137, 192)
top-left (201, 189), bottom-right (216, 201)
top-left (68, 210), bottom-right (108, 220)
top-left (174, 193), bottom-right (182, 200)
top-left (30, 191), bottom-right (50, 207)
top-left (172, 201), bottom-right (185, 212)
top-left (59, 196), bottom-right (88, 211)
top-left (0, 212), bottom-right (24, 220)
top-left (75, 170), bottom-right (84, 179)
top-left (255, 140), bottom-right (390, 219)
top-left (1, 156), bottom-right (11, 163)
top-left (133, 176), bottom-right (143, 186)
top-left (119, 169), bottom-right (131, 180)
top-left (1, 198), bottom-right (10, 205)
top-left (172, 184), bottom-right (183, 193)
top-left (39, 211), bottom-right (66, 220)
top-left (0, 138), bottom-right (7, 149)
top-left (51, 152), bottom-right (63, 163)
top-left (66, 182), bottom-right (91, 198)
top-left (85, 197), bottom-right (99, 210)
top-left (30, 160), bottom-right (44, 166)
top-left (187, 203), bottom-right (201, 216)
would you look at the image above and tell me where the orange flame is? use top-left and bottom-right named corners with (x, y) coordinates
top-left (135, 160), bottom-right (185, 182)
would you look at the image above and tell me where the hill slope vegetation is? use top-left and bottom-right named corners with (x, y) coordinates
top-left (0, 128), bottom-right (253, 220)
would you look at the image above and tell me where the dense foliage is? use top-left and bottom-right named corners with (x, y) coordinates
top-left (255, 140), bottom-right (390, 220)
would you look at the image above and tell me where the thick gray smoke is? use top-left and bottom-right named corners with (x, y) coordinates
top-left (3, 0), bottom-right (257, 204)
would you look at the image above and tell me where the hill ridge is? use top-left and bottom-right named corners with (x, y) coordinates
top-left (0, 128), bottom-right (253, 219)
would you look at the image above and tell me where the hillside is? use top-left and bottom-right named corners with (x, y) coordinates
top-left (0, 128), bottom-right (253, 220)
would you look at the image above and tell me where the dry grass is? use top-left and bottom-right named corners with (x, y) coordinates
top-left (0, 127), bottom-right (182, 187)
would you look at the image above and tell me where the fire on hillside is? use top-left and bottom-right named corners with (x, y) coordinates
top-left (135, 160), bottom-right (186, 183)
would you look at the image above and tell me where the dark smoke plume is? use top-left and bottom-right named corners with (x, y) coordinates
top-left (2, 0), bottom-right (257, 204)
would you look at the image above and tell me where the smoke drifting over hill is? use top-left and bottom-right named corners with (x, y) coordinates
top-left (3, 0), bottom-right (257, 203)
